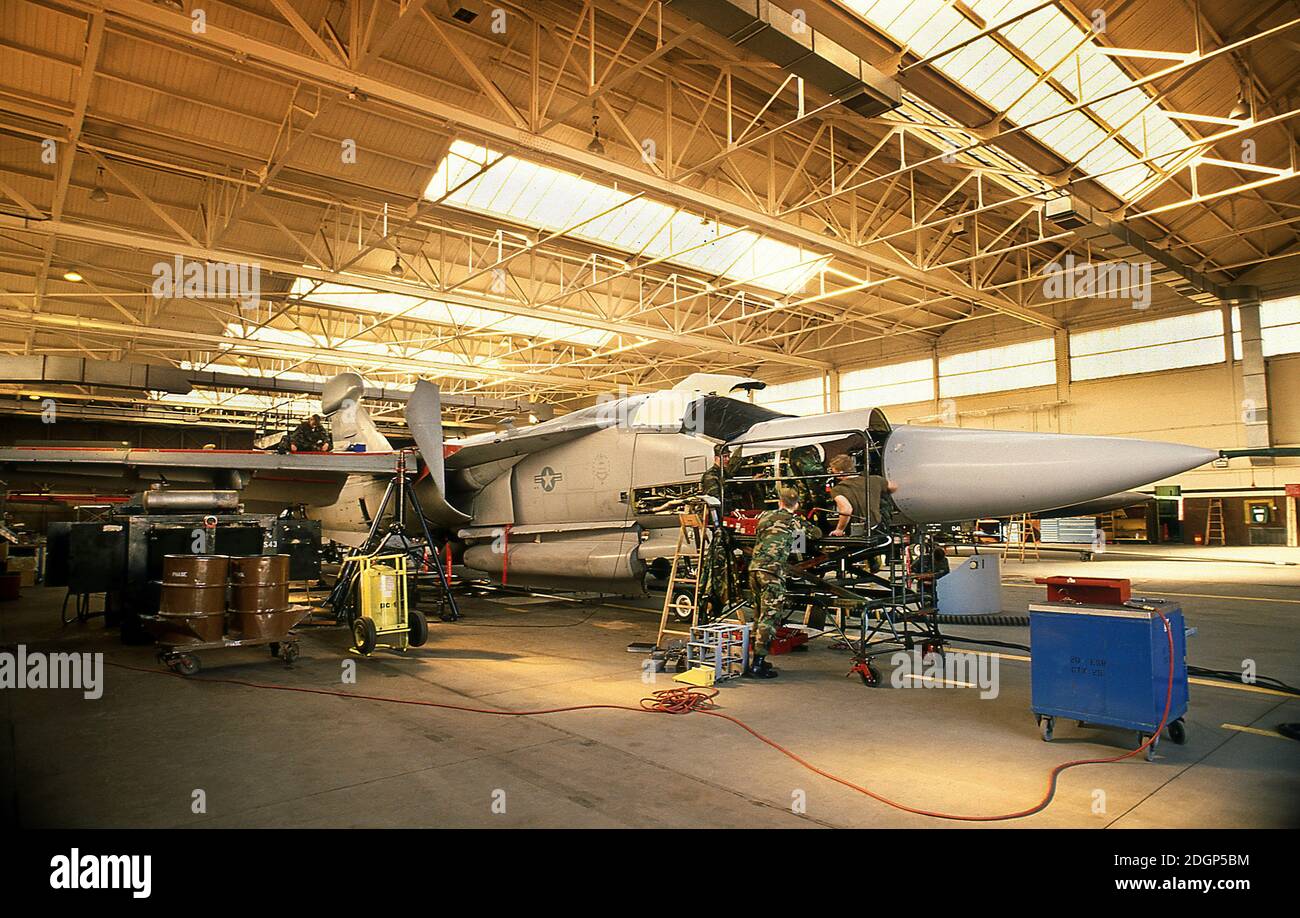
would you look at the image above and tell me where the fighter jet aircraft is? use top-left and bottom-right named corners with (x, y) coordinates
top-left (0, 371), bottom-right (1223, 593)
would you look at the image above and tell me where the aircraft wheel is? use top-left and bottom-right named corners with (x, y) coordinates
top-left (408, 609), bottom-right (429, 647)
top-left (353, 617), bottom-right (377, 655)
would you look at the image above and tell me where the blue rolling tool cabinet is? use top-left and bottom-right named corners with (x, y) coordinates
top-left (1029, 601), bottom-right (1189, 761)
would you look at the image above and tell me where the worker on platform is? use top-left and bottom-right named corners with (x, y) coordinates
top-left (826, 453), bottom-right (893, 538)
top-left (746, 486), bottom-right (822, 679)
top-left (289, 414), bottom-right (333, 453)
top-left (698, 444), bottom-right (741, 505)
top-left (783, 445), bottom-right (825, 514)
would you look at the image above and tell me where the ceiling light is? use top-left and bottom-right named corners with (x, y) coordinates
top-left (89, 167), bottom-right (108, 203)
top-left (587, 113), bottom-right (605, 155)
top-left (389, 253), bottom-right (404, 276)
top-left (62, 270), bottom-right (83, 282)
top-left (28, 394), bottom-right (41, 401)
top-left (1229, 90), bottom-right (1251, 120)
top-left (234, 354), bottom-right (249, 365)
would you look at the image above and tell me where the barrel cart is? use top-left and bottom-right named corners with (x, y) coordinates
top-left (143, 553), bottom-right (310, 675)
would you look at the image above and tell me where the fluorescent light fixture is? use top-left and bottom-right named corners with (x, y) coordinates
top-left (838, 0), bottom-right (1198, 201)
top-left (62, 270), bottom-right (83, 282)
top-left (424, 140), bottom-right (829, 295)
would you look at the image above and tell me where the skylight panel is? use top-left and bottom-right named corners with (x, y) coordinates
top-left (425, 140), bottom-right (828, 295)
top-left (839, 0), bottom-right (1197, 200)
top-left (287, 279), bottom-right (613, 349)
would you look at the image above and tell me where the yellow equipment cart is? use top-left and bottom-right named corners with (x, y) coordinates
top-left (350, 554), bottom-right (428, 654)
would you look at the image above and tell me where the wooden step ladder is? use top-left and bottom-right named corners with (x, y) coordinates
top-left (1205, 498), bottom-right (1226, 546)
top-left (655, 510), bottom-right (706, 648)
top-left (1007, 513), bottom-right (1040, 562)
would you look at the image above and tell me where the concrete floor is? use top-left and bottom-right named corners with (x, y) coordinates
top-left (2, 547), bottom-right (1298, 828)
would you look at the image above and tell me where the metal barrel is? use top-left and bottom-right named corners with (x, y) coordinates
top-left (228, 607), bottom-right (309, 641)
top-left (228, 554), bottom-right (290, 613)
top-left (156, 555), bottom-right (230, 643)
top-left (162, 554), bottom-right (230, 586)
top-left (141, 490), bottom-right (241, 513)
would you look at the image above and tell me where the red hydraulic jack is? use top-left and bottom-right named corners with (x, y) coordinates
top-left (768, 626), bottom-right (811, 655)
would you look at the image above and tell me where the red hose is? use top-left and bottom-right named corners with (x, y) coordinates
top-left (105, 613), bottom-right (1176, 822)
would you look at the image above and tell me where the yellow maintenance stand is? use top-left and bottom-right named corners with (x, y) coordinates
top-left (350, 554), bottom-right (428, 654)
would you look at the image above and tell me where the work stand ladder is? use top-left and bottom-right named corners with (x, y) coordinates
top-left (1006, 513), bottom-right (1041, 562)
top-left (1205, 498), bottom-right (1226, 546)
top-left (655, 510), bottom-right (706, 648)
top-left (326, 451), bottom-right (459, 624)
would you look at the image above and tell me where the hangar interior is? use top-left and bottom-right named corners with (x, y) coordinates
top-left (0, 0), bottom-right (1297, 829)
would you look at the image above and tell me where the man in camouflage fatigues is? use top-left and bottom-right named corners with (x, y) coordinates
top-left (745, 486), bottom-right (822, 679)
top-left (289, 414), bottom-right (332, 453)
top-left (783, 445), bottom-right (826, 518)
top-left (697, 447), bottom-right (742, 619)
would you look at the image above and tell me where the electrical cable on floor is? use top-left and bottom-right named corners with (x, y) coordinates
top-left (104, 618), bottom-right (1177, 823)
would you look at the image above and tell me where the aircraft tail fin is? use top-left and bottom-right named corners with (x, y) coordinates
top-left (407, 380), bottom-right (471, 526)
top-left (322, 372), bottom-right (392, 452)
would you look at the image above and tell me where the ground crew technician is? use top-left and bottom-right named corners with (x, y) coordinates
top-left (826, 453), bottom-right (893, 537)
top-left (289, 414), bottom-right (333, 453)
top-left (746, 486), bottom-right (822, 679)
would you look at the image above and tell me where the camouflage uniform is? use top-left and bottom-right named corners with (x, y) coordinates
top-left (290, 419), bottom-right (331, 452)
top-left (783, 446), bottom-right (825, 513)
top-left (697, 450), bottom-right (742, 504)
top-left (696, 451), bottom-right (742, 617)
top-left (746, 508), bottom-right (822, 655)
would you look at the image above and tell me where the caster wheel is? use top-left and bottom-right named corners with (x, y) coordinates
top-left (1143, 734), bottom-right (1158, 762)
top-left (1167, 719), bottom-right (1187, 745)
top-left (353, 616), bottom-right (377, 655)
top-left (855, 663), bottom-right (882, 687)
top-left (668, 586), bottom-right (696, 623)
top-left (281, 642), bottom-right (300, 664)
top-left (408, 609), bottom-right (429, 648)
top-left (269, 642), bottom-right (281, 657)
top-left (173, 655), bottom-right (199, 677)
top-left (1041, 717), bottom-right (1055, 742)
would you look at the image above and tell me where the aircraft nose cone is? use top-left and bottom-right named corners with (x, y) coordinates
top-left (883, 426), bottom-right (1218, 524)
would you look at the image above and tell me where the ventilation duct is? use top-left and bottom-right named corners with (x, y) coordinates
top-left (662, 0), bottom-right (902, 117)
top-left (1044, 195), bottom-right (1259, 308)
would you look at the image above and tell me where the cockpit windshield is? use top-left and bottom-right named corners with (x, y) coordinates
top-left (683, 396), bottom-right (788, 442)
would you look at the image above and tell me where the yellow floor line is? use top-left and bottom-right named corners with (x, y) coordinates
top-left (958, 650), bottom-right (1294, 698)
top-left (1002, 582), bottom-right (1300, 605)
top-left (1221, 723), bottom-right (1291, 739)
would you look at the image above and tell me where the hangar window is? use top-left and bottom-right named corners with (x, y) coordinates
top-left (426, 141), bottom-right (829, 295)
top-left (1070, 310), bottom-right (1225, 381)
top-left (840, 358), bottom-right (935, 409)
top-left (938, 338), bottom-right (1056, 397)
top-left (1231, 297), bottom-right (1300, 358)
top-left (751, 375), bottom-right (827, 416)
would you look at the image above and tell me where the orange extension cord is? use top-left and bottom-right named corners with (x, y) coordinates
top-left (106, 612), bottom-right (1175, 822)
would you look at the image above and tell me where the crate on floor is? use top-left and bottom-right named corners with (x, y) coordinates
top-left (685, 622), bottom-right (750, 683)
